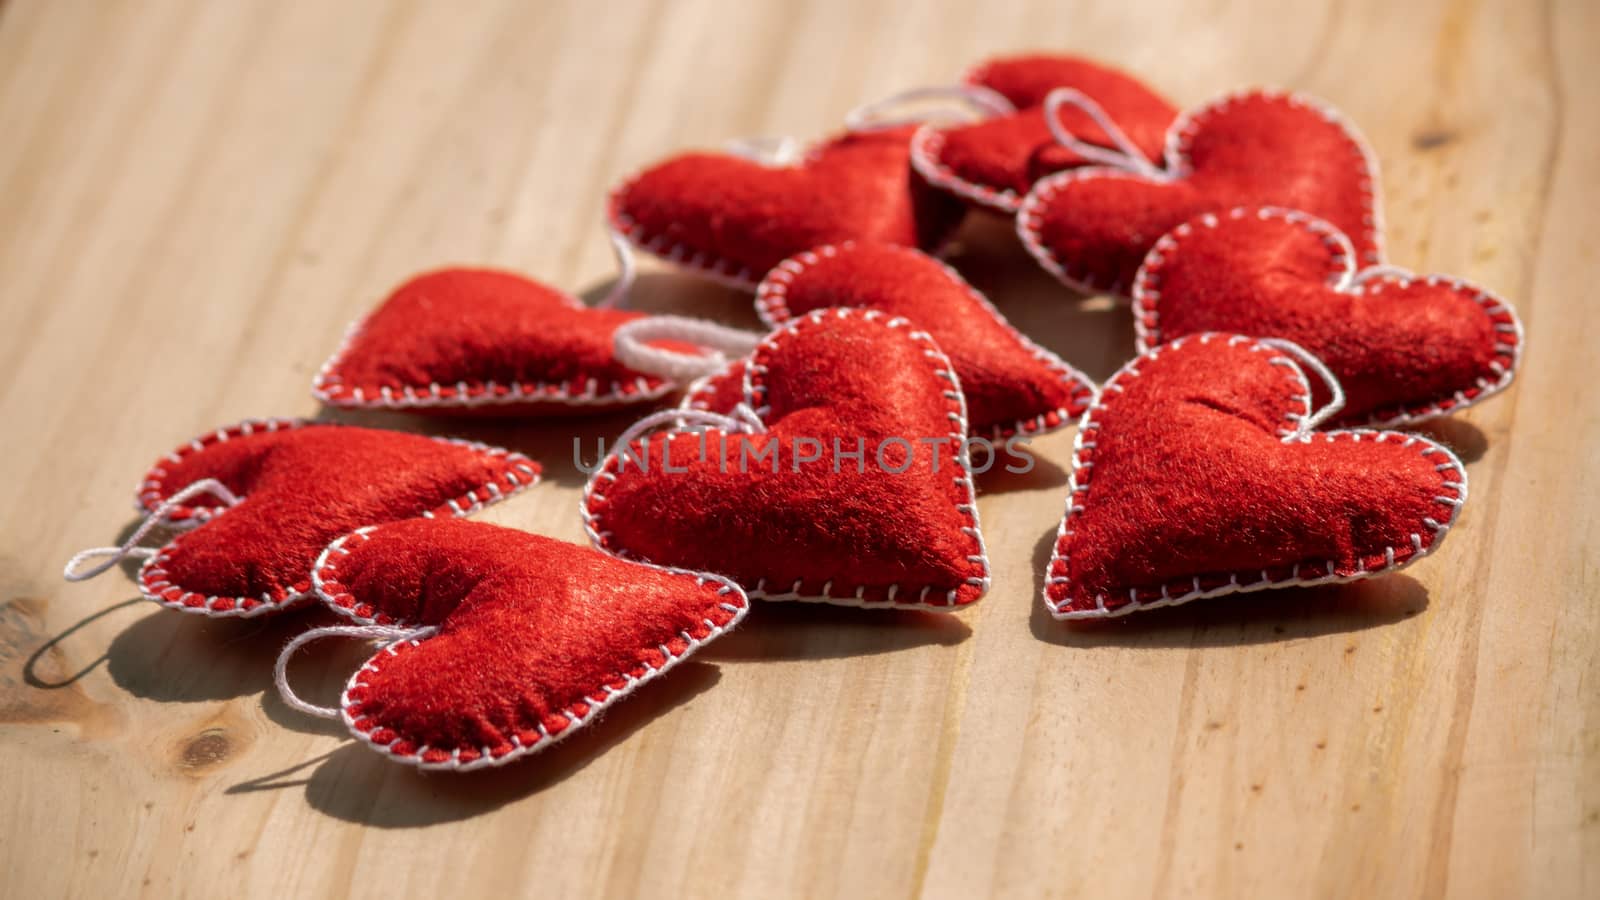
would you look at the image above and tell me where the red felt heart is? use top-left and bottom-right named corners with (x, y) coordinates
top-left (307, 518), bottom-right (746, 769)
top-left (313, 268), bottom-right (679, 414)
top-left (1017, 89), bottom-right (1381, 296)
top-left (680, 357), bottom-right (752, 421)
top-left (912, 54), bottom-right (1177, 212)
top-left (131, 419), bottom-right (538, 617)
top-left (583, 308), bottom-right (990, 610)
top-left (1045, 333), bottom-right (1467, 619)
top-left (745, 241), bottom-right (1092, 439)
top-left (608, 125), bottom-right (964, 288)
top-left (1132, 207), bottom-right (1523, 426)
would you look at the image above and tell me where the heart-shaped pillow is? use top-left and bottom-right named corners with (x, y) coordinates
top-left (1045, 333), bottom-right (1467, 619)
top-left (912, 54), bottom-right (1177, 212)
top-left (583, 308), bottom-right (990, 610)
top-left (1132, 207), bottom-right (1523, 425)
top-left (80, 419), bottom-right (538, 617)
top-left (608, 125), bottom-right (964, 288)
top-left (743, 241), bottom-right (1092, 439)
top-left (313, 268), bottom-right (684, 414)
top-left (1017, 89), bottom-right (1381, 296)
top-left (299, 518), bottom-right (746, 769)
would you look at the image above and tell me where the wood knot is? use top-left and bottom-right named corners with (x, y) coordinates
top-left (1411, 128), bottom-right (1458, 151)
top-left (180, 728), bottom-right (232, 769)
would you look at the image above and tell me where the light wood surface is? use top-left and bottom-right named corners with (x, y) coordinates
top-left (3, 0), bottom-right (1595, 897)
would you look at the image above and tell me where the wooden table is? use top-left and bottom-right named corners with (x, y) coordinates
top-left (3, 0), bottom-right (1594, 896)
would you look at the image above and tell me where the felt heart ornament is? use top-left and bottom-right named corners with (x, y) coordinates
top-left (608, 125), bottom-right (965, 289)
top-left (1044, 333), bottom-right (1468, 619)
top-left (313, 246), bottom-right (688, 414)
top-left (1017, 88), bottom-right (1382, 297)
top-left (742, 241), bottom-right (1093, 439)
top-left (1132, 207), bottom-right (1524, 426)
top-left (911, 54), bottom-right (1178, 213)
top-left (272, 517), bottom-right (747, 770)
top-left (62, 419), bottom-right (539, 617)
top-left (680, 357), bottom-right (752, 420)
top-left (586, 307), bottom-right (990, 610)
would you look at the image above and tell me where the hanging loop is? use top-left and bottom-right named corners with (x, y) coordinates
top-left (724, 135), bottom-right (804, 166)
top-left (63, 478), bottom-right (242, 582)
top-left (613, 315), bottom-right (763, 383)
top-left (611, 406), bottom-right (766, 458)
top-left (1041, 87), bottom-right (1170, 181)
top-left (274, 624), bottom-right (438, 720)
top-left (1261, 338), bottom-right (1347, 434)
top-left (1349, 264), bottom-right (1416, 287)
top-left (594, 229), bottom-right (638, 309)
top-left (845, 84), bottom-right (1016, 132)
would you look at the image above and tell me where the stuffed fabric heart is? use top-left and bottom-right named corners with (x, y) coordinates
top-left (313, 267), bottom-right (682, 414)
top-left (297, 518), bottom-right (746, 770)
top-left (584, 307), bottom-right (990, 610)
top-left (608, 125), bottom-right (964, 288)
top-left (1132, 207), bottom-right (1523, 426)
top-left (681, 358), bottom-right (752, 420)
top-left (912, 54), bottom-right (1177, 212)
top-left (741, 241), bottom-right (1092, 439)
top-left (1017, 89), bottom-right (1381, 297)
top-left (1045, 333), bottom-right (1467, 619)
top-left (98, 419), bottom-right (538, 617)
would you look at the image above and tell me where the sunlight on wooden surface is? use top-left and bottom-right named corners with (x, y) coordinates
top-left (1, 0), bottom-right (1594, 897)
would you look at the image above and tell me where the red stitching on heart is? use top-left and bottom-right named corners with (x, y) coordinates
top-left (752, 241), bottom-right (1093, 440)
top-left (606, 129), bottom-right (965, 291)
top-left (1044, 333), bottom-right (1468, 619)
top-left (314, 522), bottom-right (749, 771)
top-left (132, 419), bottom-right (539, 618)
top-left (137, 418), bottom-right (304, 525)
top-left (909, 126), bottom-right (1023, 213)
top-left (606, 181), bottom-right (765, 290)
top-left (1016, 88), bottom-right (1383, 298)
top-left (581, 307), bottom-right (991, 611)
top-left (311, 281), bottom-right (677, 411)
top-left (1129, 206), bottom-right (1524, 427)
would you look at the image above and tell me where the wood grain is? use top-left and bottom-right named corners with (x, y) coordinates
top-left (2, 0), bottom-right (1594, 897)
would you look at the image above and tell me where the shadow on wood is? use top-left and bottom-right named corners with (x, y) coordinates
top-left (579, 270), bottom-right (760, 326)
top-left (1026, 524), bottom-right (1431, 649)
top-left (700, 600), bottom-right (971, 662)
top-left (22, 597), bottom-right (143, 689)
top-left (1409, 417), bottom-right (1488, 464)
top-left (973, 448), bottom-right (1070, 494)
top-left (227, 660), bottom-right (724, 828)
top-left (310, 404), bottom-right (654, 490)
top-left (944, 214), bottom-right (1136, 384)
top-left (104, 604), bottom-right (336, 704)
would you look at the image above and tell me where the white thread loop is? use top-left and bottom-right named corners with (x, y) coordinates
top-left (595, 229), bottom-right (637, 309)
top-left (1350, 264), bottom-right (1415, 286)
top-left (275, 624), bottom-right (438, 720)
top-left (63, 478), bottom-right (242, 582)
top-left (724, 135), bottom-right (803, 166)
top-left (614, 315), bottom-right (763, 383)
top-left (844, 84), bottom-right (1016, 132)
top-left (612, 406), bottom-right (767, 457)
top-left (1262, 338), bottom-right (1347, 434)
top-left (1042, 88), bottom-right (1170, 181)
